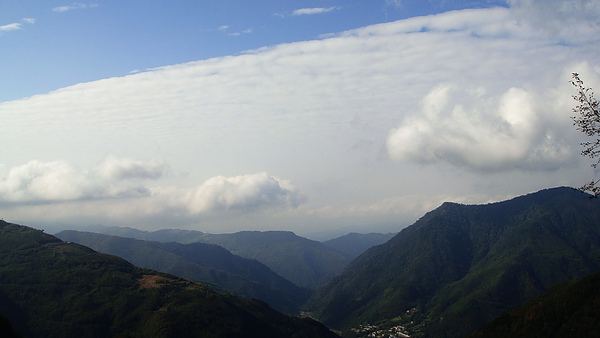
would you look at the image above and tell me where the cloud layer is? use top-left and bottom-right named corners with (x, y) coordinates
top-left (1, 4), bottom-right (599, 234)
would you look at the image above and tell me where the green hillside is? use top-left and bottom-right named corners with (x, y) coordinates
top-left (0, 220), bottom-right (338, 338)
top-left (307, 187), bottom-right (600, 337)
top-left (56, 230), bottom-right (312, 314)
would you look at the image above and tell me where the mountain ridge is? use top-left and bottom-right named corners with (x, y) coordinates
top-left (307, 187), bottom-right (600, 337)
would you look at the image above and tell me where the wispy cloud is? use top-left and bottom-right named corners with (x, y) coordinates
top-left (0, 23), bottom-right (22, 32)
top-left (292, 7), bottom-right (340, 16)
top-left (0, 18), bottom-right (35, 34)
top-left (228, 28), bottom-right (252, 36)
top-left (52, 3), bottom-right (99, 13)
top-left (385, 0), bottom-right (403, 8)
top-left (218, 25), bottom-right (252, 36)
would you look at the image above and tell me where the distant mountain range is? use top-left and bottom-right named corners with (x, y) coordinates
top-left (322, 232), bottom-right (396, 259)
top-left (85, 227), bottom-right (357, 289)
top-left (307, 187), bottom-right (600, 337)
top-left (195, 231), bottom-right (353, 289)
top-left (0, 220), bottom-right (338, 337)
top-left (56, 230), bottom-right (312, 314)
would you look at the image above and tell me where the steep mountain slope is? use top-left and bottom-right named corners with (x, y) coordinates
top-left (88, 227), bottom-right (352, 289)
top-left (56, 230), bottom-right (312, 314)
top-left (0, 220), bottom-right (338, 338)
top-left (322, 232), bottom-right (397, 259)
top-left (307, 187), bottom-right (600, 337)
top-left (469, 270), bottom-right (600, 337)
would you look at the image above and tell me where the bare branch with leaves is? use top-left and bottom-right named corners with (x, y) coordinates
top-left (571, 73), bottom-right (600, 197)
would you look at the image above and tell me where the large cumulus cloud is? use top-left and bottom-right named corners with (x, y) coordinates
top-left (386, 84), bottom-right (573, 171)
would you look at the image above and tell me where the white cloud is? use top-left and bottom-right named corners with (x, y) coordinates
top-left (22, 18), bottom-right (36, 25)
top-left (53, 3), bottom-right (99, 13)
top-left (292, 7), bottom-right (340, 16)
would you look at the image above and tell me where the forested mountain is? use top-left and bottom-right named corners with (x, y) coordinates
top-left (88, 227), bottom-right (352, 289)
top-left (470, 270), bottom-right (600, 337)
top-left (0, 220), bottom-right (338, 338)
top-left (322, 232), bottom-right (397, 259)
top-left (56, 230), bottom-right (312, 314)
top-left (307, 187), bottom-right (600, 337)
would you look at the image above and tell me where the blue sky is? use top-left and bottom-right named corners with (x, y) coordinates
top-left (1, 0), bottom-right (599, 239)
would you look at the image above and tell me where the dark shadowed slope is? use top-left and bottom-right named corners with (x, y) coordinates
top-left (56, 230), bottom-right (312, 314)
top-left (0, 314), bottom-right (22, 338)
top-left (470, 270), bottom-right (600, 338)
top-left (307, 187), bottom-right (600, 337)
top-left (0, 220), bottom-right (338, 338)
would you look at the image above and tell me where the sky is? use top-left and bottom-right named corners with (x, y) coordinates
top-left (1, 0), bottom-right (599, 239)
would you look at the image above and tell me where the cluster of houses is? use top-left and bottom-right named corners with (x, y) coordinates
top-left (350, 324), bottom-right (410, 338)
